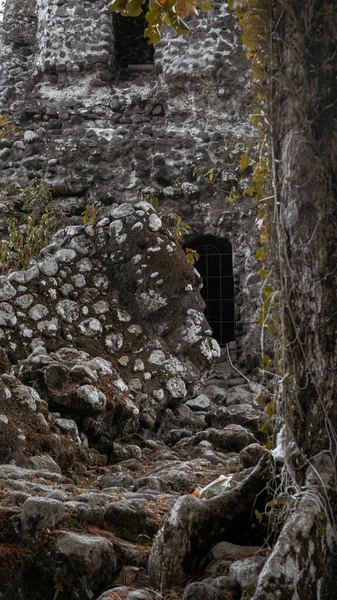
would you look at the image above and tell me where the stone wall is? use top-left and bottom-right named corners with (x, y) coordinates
top-left (0, 0), bottom-right (261, 366)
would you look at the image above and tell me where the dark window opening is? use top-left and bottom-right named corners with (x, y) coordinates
top-left (114, 4), bottom-right (154, 77)
top-left (185, 235), bottom-right (235, 346)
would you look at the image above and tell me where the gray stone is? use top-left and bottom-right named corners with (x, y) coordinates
top-left (0, 302), bottom-right (17, 327)
top-left (166, 377), bottom-right (187, 398)
top-left (56, 299), bottom-right (80, 323)
top-left (183, 582), bottom-right (224, 600)
top-left (186, 394), bottom-right (213, 411)
top-left (28, 454), bottom-right (62, 474)
top-left (29, 304), bottom-right (49, 321)
top-left (56, 531), bottom-right (117, 585)
top-left (15, 294), bottom-right (34, 309)
top-left (0, 276), bottom-right (17, 301)
top-left (229, 555), bottom-right (267, 591)
top-left (71, 273), bottom-right (86, 287)
top-left (21, 497), bottom-right (65, 533)
top-left (77, 257), bottom-right (93, 272)
top-left (93, 300), bottom-right (109, 314)
top-left (68, 235), bottom-right (94, 255)
top-left (105, 332), bottom-right (123, 351)
top-left (9, 265), bottom-right (39, 284)
top-left (37, 318), bottom-right (59, 335)
top-left (54, 248), bottom-right (77, 263)
top-left (38, 258), bottom-right (59, 276)
top-left (53, 418), bottom-right (79, 436)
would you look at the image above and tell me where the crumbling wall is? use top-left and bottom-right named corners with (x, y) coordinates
top-left (0, 0), bottom-right (261, 366)
top-left (0, 201), bottom-right (219, 442)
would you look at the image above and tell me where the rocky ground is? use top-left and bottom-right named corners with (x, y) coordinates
top-left (0, 343), bottom-right (272, 600)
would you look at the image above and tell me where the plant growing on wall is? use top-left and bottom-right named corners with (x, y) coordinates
top-left (113, 0), bottom-right (337, 595)
top-left (0, 180), bottom-right (60, 272)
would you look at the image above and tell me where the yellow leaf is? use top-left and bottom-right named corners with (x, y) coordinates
top-left (239, 152), bottom-right (252, 171)
top-left (260, 230), bottom-right (268, 243)
top-left (209, 172), bottom-right (214, 182)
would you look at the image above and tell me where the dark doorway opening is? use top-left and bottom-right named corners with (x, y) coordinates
top-left (113, 4), bottom-right (154, 75)
top-left (185, 235), bottom-right (235, 346)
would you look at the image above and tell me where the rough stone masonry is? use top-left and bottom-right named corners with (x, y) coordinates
top-left (0, 0), bottom-right (261, 366)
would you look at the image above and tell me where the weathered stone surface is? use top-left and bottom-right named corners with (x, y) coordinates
top-left (56, 531), bottom-right (117, 594)
top-left (28, 454), bottom-right (62, 474)
top-left (21, 497), bottom-right (65, 533)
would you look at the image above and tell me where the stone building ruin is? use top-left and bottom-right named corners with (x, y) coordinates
top-left (0, 0), bottom-right (261, 367)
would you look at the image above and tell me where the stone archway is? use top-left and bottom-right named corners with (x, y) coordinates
top-left (185, 235), bottom-right (235, 345)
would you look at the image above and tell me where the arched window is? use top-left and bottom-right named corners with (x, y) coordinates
top-left (113, 3), bottom-right (154, 77)
top-left (185, 236), bottom-right (235, 346)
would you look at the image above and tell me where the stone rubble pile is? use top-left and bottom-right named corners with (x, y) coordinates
top-left (0, 339), bottom-right (270, 600)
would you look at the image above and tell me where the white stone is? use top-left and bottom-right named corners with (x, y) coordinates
top-left (39, 258), bottom-right (58, 276)
top-left (76, 385), bottom-right (106, 412)
top-left (89, 357), bottom-right (113, 377)
top-left (20, 325), bottom-right (33, 338)
top-left (149, 350), bottom-right (166, 365)
top-left (127, 324), bottom-right (142, 335)
top-left (105, 332), bottom-right (123, 352)
top-left (134, 358), bottom-right (145, 372)
top-left (93, 300), bottom-right (109, 314)
top-left (116, 309), bottom-right (131, 322)
top-left (132, 222), bottom-right (143, 231)
top-left (148, 213), bottom-right (162, 231)
top-left (56, 300), bottom-right (80, 323)
top-left (0, 302), bottom-right (17, 327)
top-left (166, 377), bottom-right (187, 399)
top-left (14, 385), bottom-right (41, 411)
top-left (24, 130), bottom-right (40, 143)
top-left (131, 254), bottom-right (142, 265)
top-left (114, 378), bottom-right (128, 392)
top-left (29, 304), bottom-right (49, 321)
top-left (181, 182), bottom-right (199, 195)
top-left (0, 415), bottom-right (9, 424)
top-left (110, 203), bottom-right (135, 218)
top-left (37, 318), bottom-right (59, 335)
top-left (54, 248), bottom-right (77, 263)
top-left (93, 274), bottom-right (109, 289)
top-left (134, 201), bottom-right (152, 212)
top-left (78, 318), bottom-right (102, 336)
top-left (137, 289), bottom-right (168, 313)
top-left (0, 276), bottom-right (17, 301)
top-left (153, 388), bottom-right (165, 401)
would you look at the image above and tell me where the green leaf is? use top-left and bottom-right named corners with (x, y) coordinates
top-left (122, 0), bottom-right (144, 16)
top-left (255, 509), bottom-right (263, 524)
top-left (108, 0), bottom-right (128, 12)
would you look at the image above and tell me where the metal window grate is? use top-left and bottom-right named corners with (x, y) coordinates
top-left (185, 236), bottom-right (235, 346)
